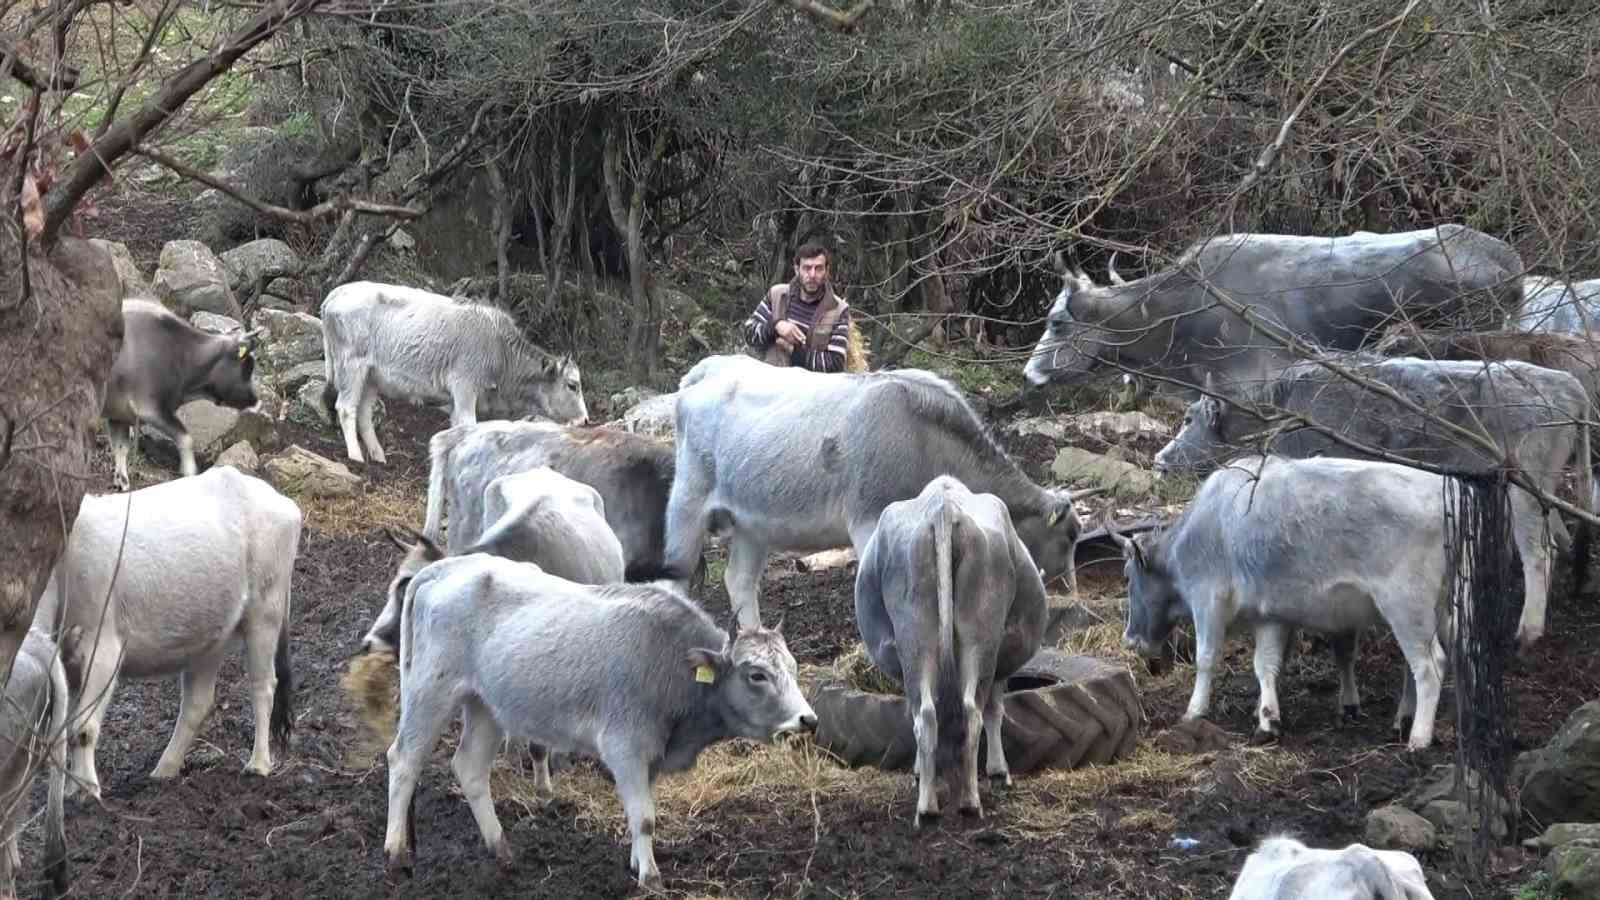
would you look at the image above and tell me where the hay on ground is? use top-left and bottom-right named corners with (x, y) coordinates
top-left (342, 650), bottom-right (399, 754)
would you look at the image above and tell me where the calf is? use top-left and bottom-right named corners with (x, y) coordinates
top-left (362, 465), bottom-right (626, 652)
top-left (1116, 455), bottom-right (1453, 749)
top-left (382, 555), bottom-right (815, 889)
top-left (1153, 355), bottom-right (1593, 649)
top-left (36, 466), bottom-right (299, 798)
top-left (319, 281), bottom-right (587, 464)
top-left (102, 300), bottom-right (261, 491)
top-left (667, 355), bottom-right (1080, 629)
top-left (854, 476), bottom-right (1047, 824)
top-left (0, 628), bottom-right (70, 900)
top-left (1228, 836), bottom-right (1434, 900)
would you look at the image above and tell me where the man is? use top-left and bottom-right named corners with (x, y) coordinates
top-left (743, 242), bottom-right (853, 373)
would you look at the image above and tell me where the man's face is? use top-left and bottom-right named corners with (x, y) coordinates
top-left (794, 253), bottom-right (828, 294)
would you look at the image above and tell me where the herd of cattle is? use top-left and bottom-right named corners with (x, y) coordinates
top-left (5, 223), bottom-right (1595, 897)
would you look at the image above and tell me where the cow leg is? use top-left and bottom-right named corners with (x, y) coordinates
top-left (447, 382), bottom-right (479, 430)
top-left (452, 699), bottom-right (512, 867)
top-left (147, 407), bottom-right (197, 478)
top-left (107, 421), bottom-right (134, 491)
top-left (1510, 489), bottom-right (1551, 652)
top-left (151, 653), bottom-right (222, 778)
top-left (357, 385), bottom-right (386, 465)
top-left (528, 744), bottom-right (554, 798)
top-left (1391, 622), bottom-right (1445, 750)
top-left (982, 684), bottom-right (1010, 787)
top-left (724, 534), bottom-right (769, 631)
top-left (955, 659), bottom-right (985, 817)
top-left (1183, 606), bottom-right (1227, 723)
top-left (603, 750), bottom-right (661, 889)
top-left (662, 457), bottom-right (713, 589)
top-left (242, 610), bottom-right (284, 776)
top-left (911, 668), bottom-right (939, 826)
top-left (67, 640), bottom-right (122, 801)
top-left (383, 683), bottom-right (457, 872)
top-left (1250, 622), bottom-right (1290, 742)
top-left (1329, 631), bottom-right (1362, 722)
top-left (334, 363), bottom-right (369, 463)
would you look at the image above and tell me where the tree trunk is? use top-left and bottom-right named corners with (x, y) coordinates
top-left (489, 162), bottom-right (512, 303)
top-left (544, 131), bottom-right (581, 311)
top-left (604, 114), bottom-right (669, 378)
top-left (0, 234), bottom-right (123, 692)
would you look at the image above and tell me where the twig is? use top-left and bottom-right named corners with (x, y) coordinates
top-left (132, 146), bottom-right (423, 223)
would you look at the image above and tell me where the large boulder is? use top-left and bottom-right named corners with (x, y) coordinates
top-left (215, 441), bottom-right (260, 475)
top-left (263, 445), bottom-right (362, 499)
top-left (252, 309), bottom-right (324, 374)
top-left (1522, 700), bottom-right (1600, 828)
top-left (141, 401), bottom-right (278, 466)
top-left (220, 239), bottom-right (304, 306)
top-left (154, 240), bottom-right (241, 318)
top-left (1050, 447), bottom-right (1158, 498)
top-left (190, 311), bottom-right (243, 337)
top-left (1364, 805), bottom-right (1438, 851)
top-left (1546, 844), bottom-right (1600, 898)
top-left (89, 239), bottom-right (154, 300)
top-left (274, 360), bottom-right (327, 395)
top-left (617, 392), bottom-right (676, 440)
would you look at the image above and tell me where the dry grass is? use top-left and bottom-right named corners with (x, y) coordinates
top-left (824, 643), bottom-right (903, 696)
top-left (340, 651), bottom-right (399, 759)
top-left (299, 478), bottom-right (426, 538)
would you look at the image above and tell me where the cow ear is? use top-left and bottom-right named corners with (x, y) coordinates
top-left (542, 357), bottom-right (559, 376)
top-left (771, 615), bottom-right (784, 636)
top-left (686, 647), bottom-right (726, 684)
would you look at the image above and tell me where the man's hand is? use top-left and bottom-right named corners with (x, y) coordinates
top-left (774, 320), bottom-right (805, 344)
top-left (775, 336), bottom-right (797, 355)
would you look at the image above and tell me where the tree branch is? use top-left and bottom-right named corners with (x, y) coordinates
top-left (132, 146), bottom-right (424, 223)
top-left (39, 0), bottom-right (327, 246)
top-left (0, 40), bottom-right (79, 92)
top-left (775, 0), bottom-right (874, 31)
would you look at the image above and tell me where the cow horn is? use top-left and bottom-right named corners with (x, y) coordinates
top-left (240, 327), bottom-right (265, 341)
top-left (1052, 251), bottom-right (1069, 275)
top-left (1108, 253), bottom-right (1127, 286)
top-left (383, 527), bottom-right (413, 551)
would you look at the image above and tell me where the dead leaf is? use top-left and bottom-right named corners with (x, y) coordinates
top-left (66, 130), bottom-right (89, 155)
top-left (20, 174), bottom-right (43, 239)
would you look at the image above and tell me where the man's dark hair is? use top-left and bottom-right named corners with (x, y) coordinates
top-left (793, 241), bottom-right (830, 265)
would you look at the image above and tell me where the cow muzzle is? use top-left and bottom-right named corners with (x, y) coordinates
top-left (1123, 633), bottom-right (1162, 658)
top-left (774, 708), bottom-right (819, 739)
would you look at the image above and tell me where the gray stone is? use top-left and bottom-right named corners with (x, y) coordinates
top-left (219, 239), bottom-right (302, 292)
top-left (215, 441), bottom-right (260, 475)
top-left (1546, 843), bottom-right (1600, 898)
top-left (89, 239), bottom-right (154, 300)
top-left (190, 311), bottom-right (243, 336)
top-left (274, 360), bottom-right (327, 395)
top-left (795, 548), bottom-right (855, 573)
top-left (1521, 700), bottom-right (1600, 828)
top-left (251, 309), bottom-right (323, 374)
top-left (292, 379), bottom-right (335, 427)
top-left (608, 386), bottom-right (661, 411)
top-left (154, 240), bottom-right (240, 318)
top-left (617, 392), bottom-right (676, 440)
top-left (1420, 799), bottom-right (1509, 842)
top-left (263, 445), bottom-right (362, 499)
top-left (140, 400), bottom-right (278, 464)
top-left (1364, 805), bottom-right (1438, 851)
top-left (1050, 447), bottom-right (1157, 498)
top-left (1063, 411), bottom-right (1172, 443)
top-left (1006, 417), bottom-right (1071, 443)
top-left (1525, 822), bottom-right (1600, 850)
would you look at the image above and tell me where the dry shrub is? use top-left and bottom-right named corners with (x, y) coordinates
top-left (299, 478), bottom-right (425, 538)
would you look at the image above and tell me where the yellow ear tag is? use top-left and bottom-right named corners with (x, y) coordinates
top-left (237, 345), bottom-right (249, 360)
top-left (694, 664), bottom-right (716, 684)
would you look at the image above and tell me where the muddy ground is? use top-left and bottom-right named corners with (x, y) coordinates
top-left (14, 399), bottom-right (1594, 899)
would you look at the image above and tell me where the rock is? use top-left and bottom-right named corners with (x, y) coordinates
top-left (154, 240), bottom-right (240, 318)
top-left (796, 548), bottom-right (855, 573)
top-left (1525, 822), bottom-right (1600, 850)
top-left (190, 311), bottom-right (243, 336)
top-left (89, 239), bottom-right (155, 300)
top-left (1521, 700), bottom-right (1600, 828)
top-left (292, 379), bottom-right (335, 427)
top-left (608, 386), bottom-right (661, 411)
top-left (140, 401), bottom-right (278, 464)
top-left (274, 360), bottom-right (327, 395)
top-left (617, 392), bottom-right (676, 440)
top-left (1064, 411), bottom-right (1172, 443)
top-left (390, 229), bottom-right (416, 251)
top-left (215, 441), bottom-right (260, 475)
top-left (251, 309), bottom-right (324, 374)
top-left (1050, 447), bottom-right (1158, 498)
top-left (1420, 799), bottom-right (1509, 842)
top-left (1546, 843), bottom-right (1600, 898)
top-left (1365, 805), bottom-right (1438, 851)
top-left (220, 239), bottom-right (302, 289)
top-left (1005, 417), bottom-right (1071, 443)
top-left (1152, 719), bottom-right (1231, 755)
top-left (262, 445), bottom-right (362, 499)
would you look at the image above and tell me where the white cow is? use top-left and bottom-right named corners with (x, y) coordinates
top-left (36, 466), bottom-right (300, 798)
top-left (0, 628), bottom-right (70, 900)
top-left (319, 281), bottom-right (587, 464)
top-left (1229, 836), bottom-right (1434, 899)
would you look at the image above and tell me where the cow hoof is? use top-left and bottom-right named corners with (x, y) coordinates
top-left (914, 808), bottom-right (940, 828)
top-left (638, 873), bottom-right (665, 893)
top-left (385, 850), bottom-right (413, 877)
top-left (1341, 705), bottom-right (1364, 724)
top-left (988, 771), bottom-right (1013, 789)
top-left (149, 762), bottom-right (182, 780)
top-left (958, 803), bottom-right (983, 819)
top-left (243, 760), bottom-right (272, 777)
top-left (1249, 727), bottom-right (1279, 746)
top-left (494, 840), bottom-right (516, 869)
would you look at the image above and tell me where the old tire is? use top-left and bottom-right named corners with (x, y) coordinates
top-left (810, 648), bottom-right (1144, 773)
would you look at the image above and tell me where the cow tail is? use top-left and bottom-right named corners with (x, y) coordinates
top-left (320, 316), bottom-right (338, 424)
top-left (1573, 413), bottom-right (1595, 595)
top-left (43, 648), bottom-right (69, 899)
top-left (422, 427), bottom-right (462, 542)
top-left (270, 617), bottom-right (294, 756)
top-left (933, 496), bottom-right (961, 772)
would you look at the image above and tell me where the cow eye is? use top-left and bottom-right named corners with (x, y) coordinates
top-left (748, 669), bottom-right (769, 684)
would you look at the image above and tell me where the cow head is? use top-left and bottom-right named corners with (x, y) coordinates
top-left (1011, 490), bottom-right (1081, 588)
top-left (1023, 254), bottom-right (1139, 390)
top-left (1153, 374), bottom-right (1231, 474)
top-left (500, 354), bottom-right (588, 425)
top-left (1112, 524), bottom-right (1182, 657)
top-left (687, 622), bottom-right (816, 741)
top-left (204, 330), bottom-right (262, 409)
top-left (362, 527), bottom-right (446, 653)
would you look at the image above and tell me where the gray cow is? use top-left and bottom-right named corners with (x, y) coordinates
top-left (361, 465), bottom-right (626, 653)
top-left (36, 466), bottom-right (299, 798)
top-left (0, 628), bottom-right (70, 900)
top-left (1228, 837), bottom-right (1434, 900)
top-left (1509, 275), bottom-right (1600, 334)
top-left (103, 299), bottom-right (261, 491)
top-left (854, 476), bottom-right (1047, 825)
top-left (1023, 225), bottom-right (1524, 397)
top-left (319, 281), bottom-right (588, 464)
top-left (1152, 354), bottom-right (1592, 650)
top-left (665, 355), bottom-right (1080, 629)
top-left (382, 554), bottom-right (816, 889)
top-left (421, 419), bottom-right (687, 580)
top-left (1116, 455), bottom-right (1455, 749)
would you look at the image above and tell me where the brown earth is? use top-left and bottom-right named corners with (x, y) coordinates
top-left (12, 388), bottom-right (1592, 899)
